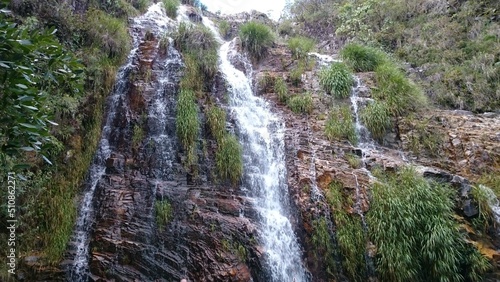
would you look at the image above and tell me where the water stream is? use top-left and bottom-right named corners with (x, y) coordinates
top-left (208, 17), bottom-right (308, 280)
top-left (68, 4), bottom-right (175, 280)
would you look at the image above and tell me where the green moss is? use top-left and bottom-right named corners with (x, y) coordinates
top-left (319, 62), bottom-right (354, 98)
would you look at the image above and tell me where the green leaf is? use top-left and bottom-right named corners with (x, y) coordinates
top-left (20, 146), bottom-right (35, 151)
top-left (19, 123), bottom-right (38, 129)
top-left (16, 83), bottom-right (28, 89)
top-left (42, 155), bottom-right (53, 165)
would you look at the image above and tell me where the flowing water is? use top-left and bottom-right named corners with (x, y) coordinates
top-left (215, 32), bottom-right (308, 281)
top-left (68, 4), bottom-right (176, 280)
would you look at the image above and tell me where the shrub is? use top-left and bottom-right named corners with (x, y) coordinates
top-left (360, 101), bottom-right (391, 140)
top-left (274, 77), bottom-right (288, 103)
top-left (319, 62), bottom-right (354, 98)
top-left (325, 106), bottom-right (358, 144)
top-left (163, 0), bottom-right (179, 19)
top-left (176, 89), bottom-right (199, 164)
top-left (367, 167), bottom-right (490, 282)
top-left (341, 43), bottom-right (387, 72)
top-left (206, 106), bottom-right (226, 142)
top-left (216, 134), bottom-right (243, 185)
top-left (373, 63), bottom-right (427, 116)
top-left (155, 199), bottom-right (172, 229)
top-left (239, 21), bottom-right (274, 60)
top-left (287, 93), bottom-right (313, 114)
top-left (288, 36), bottom-right (315, 60)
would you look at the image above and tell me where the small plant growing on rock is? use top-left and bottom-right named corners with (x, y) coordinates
top-left (288, 36), bottom-right (315, 60)
top-left (274, 77), bottom-right (288, 103)
top-left (155, 199), bottom-right (172, 229)
top-left (325, 106), bottom-right (358, 144)
top-left (218, 19), bottom-right (231, 39)
top-left (319, 62), bottom-right (354, 99)
top-left (239, 21), bottom-right (274, 60)
top-left (287, 92), bottom-right (313, 114)
top-left (341, 43), bottom-right (387, 72)
top-left (163, 0), bottom-right (179, 19)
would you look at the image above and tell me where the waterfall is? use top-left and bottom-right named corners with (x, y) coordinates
top-left (68, 4), bottom-right (176, 280)
top-left (203, 16), bottom-right (308, 279)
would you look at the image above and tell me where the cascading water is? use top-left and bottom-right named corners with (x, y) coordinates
top-left (212, 26), bottom-right (308, 281)
top-left (68, 4), bottom-right (175, 280)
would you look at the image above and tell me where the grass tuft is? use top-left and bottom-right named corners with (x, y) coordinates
top-left (206, 106), bottom-right (226, 142)
top-left (287, 93), bottom-right (313, 114)
top-left (274, 77), bottom-right (289, 103)
top-left (155, 199), bottom-right (172, 230)
top-left (176, 89), bottom-right (199, 166)
top-left (216, 134), bottom-right (243, 185)
top-left (325, 106), bottom-right (358, 144)
top-left (360, 101), bottom-right (391, 141)
top-left (341, 43), bottom-right (387, 72)
top-left (288, 36), bottom-right (315, 60)
top-left (319, 62), bottom-right (354, 98)
top-left (239, 21), bottom-right (274, 60)
top-left (163, 0), bottom-right (179, 19)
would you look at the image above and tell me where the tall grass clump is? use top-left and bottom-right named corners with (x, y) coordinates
top-left (206, 106), bottom-right (226, 142)
top-left (239, 21), bottom-right (274, 60)
top-left (218, 19), bottom-right (231, 39)
top-left (216, 134), bottom-right (243, 185)
top-left (287, 93), bottom-right (313, 114)
top-left (274, 77), bottom-right (289, 103)
top-left (163, 0), bottom-right (179, 19)
top-left (311, 217), bottom-right (337, 276)
top-left (360, 101), bottom-right (391, 140)
top-left (155, 199), bottom-right (172, 230)
top-left (326, 182), bottom-right (366, 281)
top-left (367, 167), bottom-right (490, 282)
top-left (325, 106), bottom-right (357, 144)
top-left (341, 43), bottom-right (387, 72)
top-left (84, 9), bottom-right (131, 64)
top-left (176, 89), bottom-right (199, 165)
top-left (174, 22), bottom-right (219, 82)
top-left (374, 63), bottom-right (427, 116)
top-left (288, 36), bottom-right (315, 60)
top-left (319, 62), bottom-right (354, 98)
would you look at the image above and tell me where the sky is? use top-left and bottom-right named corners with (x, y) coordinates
top-left (201, 0), bottom-right (289, 20)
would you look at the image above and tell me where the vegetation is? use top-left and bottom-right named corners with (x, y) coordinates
top-left (341, 43), bottom-right (387, 72)
top-left (274, 77), bottom-right (289, 103)
top-left (206, 106), bottom-right (226, 142)
top-left (478, 173), bottom-right (500, 198)
top-left (218, 19), bottom-right (231, 40)
top-left (239, 21), bottom-right (274, 60)
top-left (176, 89), bottom-right (199, 166)
top-left (155, 199), bottom-right (173, 229)
top-left (289, 0), bottom-right (500, 111)
top-left (345, 153), bottom-right (361, 169)
top-left (163, 0), bottom-right (179, 19)
top-left (325, 181), bottom-right (366, 281)
top-left (215, 134), bottom-right (243, 185)
top-left (404, 116), bottom-right (443, 157)
top-left (373, 63), bottom-right (427, 116)
top-left (367, 167), bottom-right (490, 281)
top-left (319, 62), bottom-right (354, 98)
top-left (359, 101), bottom-right (391, 141)
top-left (287, 93), bottom-right (313, 114)
top-left (311, 217), bottom-right (337, 277)
top-left (325, 106), bottom-right (357, 144)
top-left (174, 22), bottom-right (219, 87)
top-left (288, 36), bottom-right (315, 60)
top-left (470, 185), bottom-right (495, 233)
